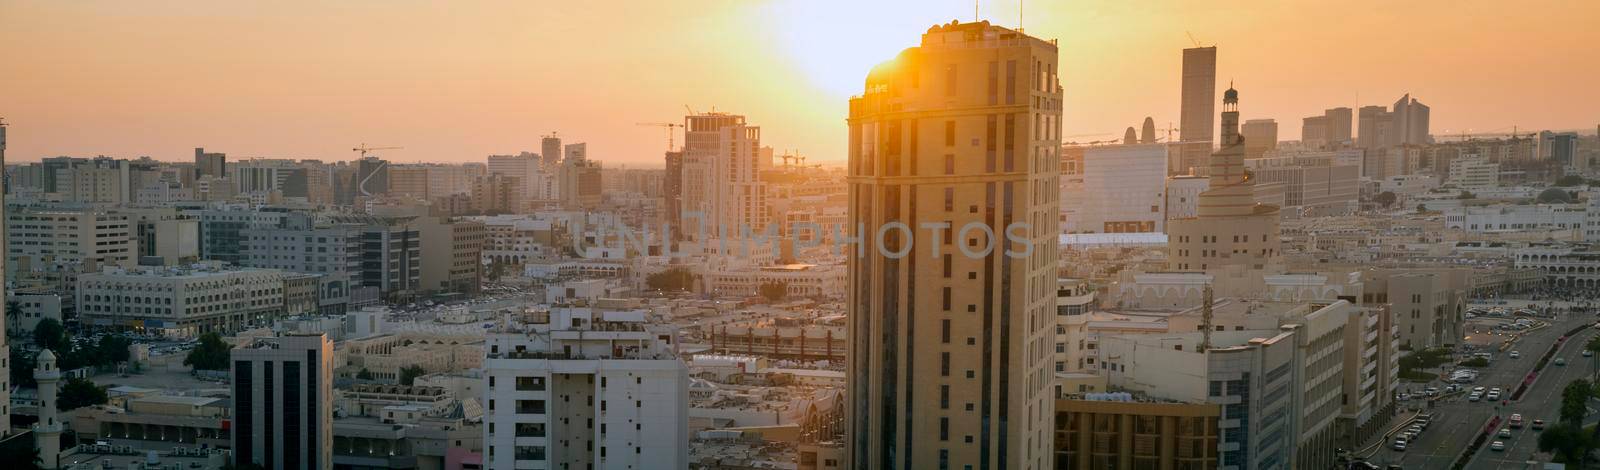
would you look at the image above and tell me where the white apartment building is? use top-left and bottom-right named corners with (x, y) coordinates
top-left (5, 209), bottom-right (135, 275)
top-left (1165, 176), bottom-right (1210, 221)
top-left (77, 264), bottom-right (286, 336)
top-left (1060, 143), bottom-right (1169, 233)
top-left (1052, 278), bottom-right (1099, 373)
top-left (1515, 244), bottom-right (1600, 288)
top-left (240, 213), bottom-right (360, 314)
top-left (483, 308), bottom-right (688, 470)
top-left (1447, 156), bottom-right (1498, 189)
top-left (1445, 203), bottom-right (1586, 234)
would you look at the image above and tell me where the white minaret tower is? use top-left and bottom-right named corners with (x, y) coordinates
top-left (34, 349), bottom-right (63, 469)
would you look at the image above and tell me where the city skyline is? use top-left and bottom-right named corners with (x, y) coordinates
top-left (3, 0), bottom-right (1597, 167)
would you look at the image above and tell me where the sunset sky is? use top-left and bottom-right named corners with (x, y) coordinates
top-left (2, 0), bottom-right (1596, 167)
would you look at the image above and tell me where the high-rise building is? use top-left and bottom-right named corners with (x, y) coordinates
top-left (1167, 86), bottom-right (1281, 271)
top-left (559, 143), bottom-right (603, 210)
top-left (470, 173), bottom-right (525, 214)
top-left (847, 20), bottom-right (1061, 469)
top-left (483, 308), bottom-right (689, 469)
top-left (0, 119), bottom-right (8, 436)
top-left (355, 156), bottom-right (390, 197)
top-left (5, 209), bottom-right (136, 275)
top-left (1180, 47), bottom-right (1217, 145)
top-left (1241, 118), bottom-right (1278, 159)
top-left (195, 147), bottom-right (227, 179)
top-left (488, 152), bottom-right (544, 201)
top-left (1357, 105), bottom-right (1392, 153)
top-left (1060, 143), bottom-right (1168, 234)
top-left (541, 134), bottom-right (563, 171)
top-left (1324, 107), bottom-right (1353, 145)
top-left (680, 113), bottom-right (768, 242)
top-left (663, 151), bottom-right (684, 240)
top-left (231, 334), bottom-right (334, 470)
top-left (1392, 93), bottom-right (1430, 146)
top-left (1302, 115), bottom-right (1329, 149)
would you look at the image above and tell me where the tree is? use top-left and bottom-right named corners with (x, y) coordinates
top-left (1539, 188), bottom-right (1575, 204)
top-left (97, 334), bottom-right (132, 364)
top-left (357, 368), bottom-right (375, 380)
top-left (9, 347), bottom-right (37, 388)
top-left (1374, 191), bottom-right (1398, 207)
top-left (1459, 357), bottom-right (1490, 367)
top-left (57, 377), bottom-right (109, 412)
top-left (0, 444), bottom-right (42, 470)
top-left (1539, 422), bottom-right (1595, 466)
top-left (487, 259), bottom-right (507, 282)
top-left (32, 318), bottom-right (68, 352)
top-left (1416, 203), bottom-right (1428, 213)
top-left (1459, 190), bottom-right (1476, 200)
top-left (5, 300), bottom-right (21, 337)
top-left (398, 364), bottom-right (427, 386)
top-left (647, 267), bottom-right (695, 292)
top-left (1561, 379), bottom-right (1594, 426)
top-left (758, 281), bottom-right (788, 302)
top-left (1556, 175), bottom-right (1586, 187)
top-left (183, 332), bottom-right (232, 371)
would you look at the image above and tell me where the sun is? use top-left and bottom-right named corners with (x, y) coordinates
top-left (764, 0), bottom-right (989, 98)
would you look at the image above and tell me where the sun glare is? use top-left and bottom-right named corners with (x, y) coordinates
top-left (764, 0), bottom-right (997, 98)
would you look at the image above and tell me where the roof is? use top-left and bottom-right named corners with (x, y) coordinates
top-left (1059, 232), bottom-right (1168, 247)
top-left (133, 395), bottom-right (223, 407)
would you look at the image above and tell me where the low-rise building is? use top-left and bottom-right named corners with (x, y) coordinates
top-left (77, 263), bottom-right (286, 335)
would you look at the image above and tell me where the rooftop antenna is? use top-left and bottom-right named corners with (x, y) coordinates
top-left (1187, 31), bottom-right (1202, 48)
top-left (1018, 0), bottom-right (1023, 31)
top-left (975, 0), bottom-right (979, 21)
top-left (1199, 283), bottom-right (1215, 351)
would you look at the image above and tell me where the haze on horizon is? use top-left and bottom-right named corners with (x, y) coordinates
top-left (1, 0), bottom-right (1595, 167)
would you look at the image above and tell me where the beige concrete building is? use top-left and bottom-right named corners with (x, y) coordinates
top-left (1241, 118), bottom-right (1278, 159)
top-left (1052, 398), bottom-right (1221, 470)
top-left (1167, 87), bottom-right (1282, 272)
top-left (847, 20), bottom-right (1062, 470)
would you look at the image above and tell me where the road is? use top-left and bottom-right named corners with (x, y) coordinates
top-left (1466, 324), bottom-right (1598, 469)
top-left (1366, 306), bottom-right (1596, 469)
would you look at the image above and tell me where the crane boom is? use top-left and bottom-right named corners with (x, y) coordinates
top-left (637, 122), bottom-right (683, 151)
top-left (353, 143), bottom-right (403, 159)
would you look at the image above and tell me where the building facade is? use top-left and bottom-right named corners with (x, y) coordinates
top-left (232, 334), bottom-right (335, 470)
top-left (847, 20), bottom-right (1062, 470)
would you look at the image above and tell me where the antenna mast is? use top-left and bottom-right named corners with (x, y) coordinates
top-left (1200, 283), bottom-right (1215, 351)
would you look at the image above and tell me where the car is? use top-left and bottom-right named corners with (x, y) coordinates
top-left (1490, 441), bottom-right (1506, 451)
top-left (1425, 387), bottom-right (1440, 396)
top-left (1499, 428), bottom-right (1513, 438)
top-left (1398, 393), bottom-right (1411, 401)
top-left (1486, 391), bottom-right (1502, 401)
top-left (1509, 351), bottom-right (1521, 359)
top-left (1510, 414), bottom-right (1524, 428)
top-left (1533, 419), bottom-right (1546, 430)
top-left (1586, 350), bottom-right (1594, 357)
top-left (1473, 386), bottom-right (1487, 394)
top-left (1556, 358), bottom-right (1568, 366)
top-left (1393, 439), bottom-right (1408, 451)
top-left (1469, 392), bottom-right (1483, 401)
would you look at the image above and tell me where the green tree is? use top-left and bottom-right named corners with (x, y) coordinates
top-left (1539, 422), bottom-right (1595, 466)
top-left (57, 377), bottom-right (109, 412)
top-left (398, 364), bottom-right (427, 385)
top-left (4, 300), bottom-right (21, 337)
top-left (1459, 357), bottom-right (1489, 367)
top-left (1556, 175), bottom-right (1586, 187)
top-left (1459, 190), bottom-right (1476, 200)
top-left (9, 347), bottom-right (37, 388)
top-left (357, 368), bottom-right (375, 380)
top-left (647, 267), bottom-right (695, 292)
top-left (1416, 203), bottom-right (1428, 213)
top-left (0, 443), bottom-right (42, 470)
top-left (1561, 379), bottom-right (1594, 426)
top-left (32, 318), bottom-right (68, 352)
top-left (758, 281), bottom-right (788, 302)
top-left (1374, 191), bottom-right (1398, 207)
top-left (183, 332), bottom-right (232, 371)
top-left (97, 334), bottom-right (133, 364)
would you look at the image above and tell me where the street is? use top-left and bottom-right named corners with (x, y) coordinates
top-left (1365, 304), bottom-right (1596, 469)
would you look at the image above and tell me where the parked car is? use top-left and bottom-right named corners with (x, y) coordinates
top-left (1468, 392), bottom-right (1483, 402)
top-left (1393, 439), bottom-right (1407, 451)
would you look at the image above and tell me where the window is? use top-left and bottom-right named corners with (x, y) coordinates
top-left (945, 65), bottom-right (957, 96)
top-left (942, 320), bottom-right (951, 343)
top-left (945, 154), bottom-right (955, 175)
top-left (515, 423), bottom-right (546, 437)
top-left (945, 121), bottom-right (956, 146)
top-left (941, 353), bottom-right (950, 376)
top-left (515, 400), bottom-right (546, 414)
top-left (515, 377), bottom-right (545, 391)
top-left (940, 417), bottom-right (950, 441)
top-left (940, 385), bottom-right (950, 409)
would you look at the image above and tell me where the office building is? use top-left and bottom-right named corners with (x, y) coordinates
top-left (1541, 131), bottom-right (1580, 168)
top-left (416, 216), bottom-right (486, 295)
top-left (1446, 156), bottom-right (1499, 189)
top-left (1392, 94), bottom-right (1430, 146)
top-left (483, 308), bottom-right (689, 469)
top-left (663, 151), bottom-right (684, 240)
top-left (0, 119), bottom-right (8, 435)
top-left (1180, 47), bottom-right (1217, 145)
top-left (235, 159), bottom-right (310, 198)
top-left (1052, 398), bottom-right (1221, 470)
top-left (1357, 106), bottom-right (1392, 153)
top-left (1060, 143), bottom-right (1168, 233)
top-left (195, 206), bottom-right (292, 265)
top-left (240, 213), bottom-right (360, 314)
top-left (470, 173), bottom-right (525, 215)
top-left (1241, 119), bottom-right (1277, 159)
top-left (195, 147), bottom-right (227, 179)
top-left (1167, 87), bottom-right (1282, 271)
top-left (847, 20), bottom-right (1062, 469)
top-left (541, 134), bottom-right (563, 172)
top-left (1247, 156), bottom-right (1360, 216)
top-left (560, 144), bottom-right (604, 211)
top-left (5, 209), bottom-right (136, 275)
top-left (680, 112), bottom-right (768, 242)
top-left (232, 334), bottom-right (334, 470)
top-left (1362, 270), bottom-right (1465, 349)
top-left (77, 264), bottom-right (287, 335)
top-left (488, 152), bottom-right (545, 202)
top-left (356, 156), bottom-right (390, 198)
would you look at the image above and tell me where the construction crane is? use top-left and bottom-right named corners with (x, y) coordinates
top-left (636, 122), bottom-right (683, 150)
top-left (353, 143), bottom-right (402, 159)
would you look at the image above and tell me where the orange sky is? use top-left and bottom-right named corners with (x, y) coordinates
top-left (2, 0), bottom-right (1596, 167)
